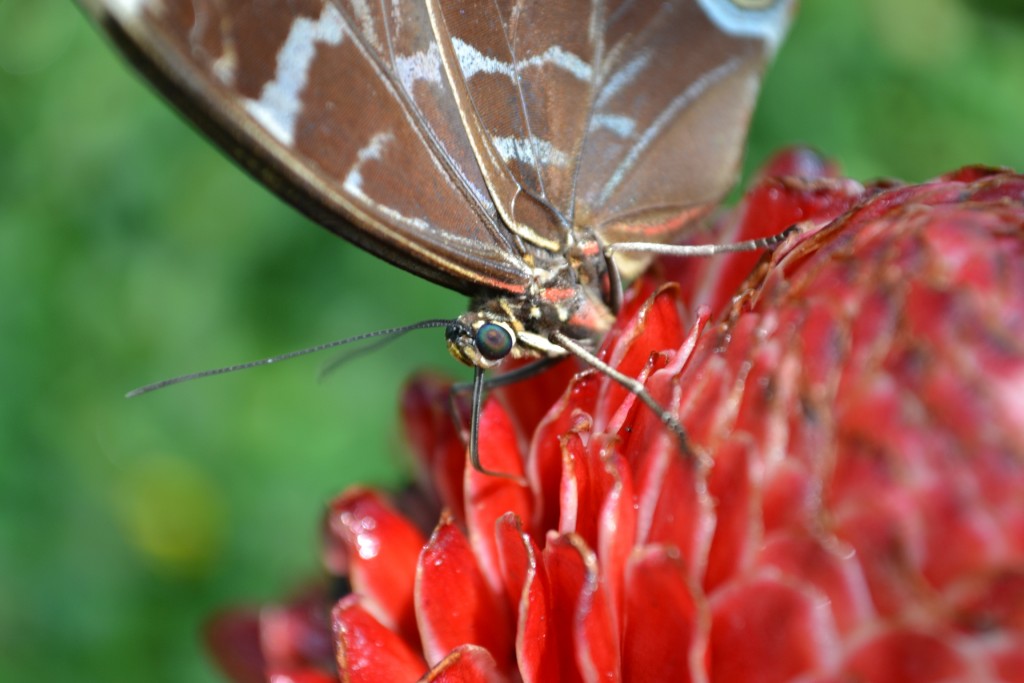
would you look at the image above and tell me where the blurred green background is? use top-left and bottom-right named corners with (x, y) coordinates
top-left (1, 0), bottom-right (1022, 680)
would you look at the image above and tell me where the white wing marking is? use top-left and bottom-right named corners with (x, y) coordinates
top-left (590, 113), bottom-right (635, 138)
top-left (451, 38), bottom-right (591, 81)
top-left (594, 51), bottom-right (651, 109)
top-left (493, 135), bottom-right (571, 167)
top-left (696, 0), bottom-right (793, 53)
top-left (394, 42), bottom-right (444, 95)
top-left (243, 4), bottom-right (346, 146)
top-left (597, 57), bottom-right (743, 206)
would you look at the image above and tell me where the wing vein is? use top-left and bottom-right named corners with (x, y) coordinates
top-left (500, 0), bottom-right (552, 209)
top-left (596, 55), bottom-right (743, 207)
top-left (329, 0), bottom-right (518, 256)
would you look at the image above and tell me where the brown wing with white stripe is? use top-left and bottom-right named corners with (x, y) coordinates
top-left (428, 0), bottom-right (793, 261)
top-left (77, 0), bottom-right (532, 296)
top-left (80, 0), bottom-right (793, 293)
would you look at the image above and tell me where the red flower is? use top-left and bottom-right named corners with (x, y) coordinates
top-left (208, 151), bottom-right (1024, 683)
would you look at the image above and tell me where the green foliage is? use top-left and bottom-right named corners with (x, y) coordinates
top-left (1, 0), bottom-right (1021, 680)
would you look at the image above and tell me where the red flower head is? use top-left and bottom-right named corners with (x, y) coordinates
top-left (208, 151), bottom-right (1024, 683)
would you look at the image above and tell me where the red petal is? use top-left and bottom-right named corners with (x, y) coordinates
top-left (542, 534), bottom-right (615, 683)
top-left (600, 275), bottom-right (661, 360)
top-left (416, 513), bottom-right (513, 672)
top-left (595, 452), bottom-right (636, 633)
top-left (754, 147), bottom-right (841, 181)
top-left (709, 577), bottom-right (833, 683)
top-left (993, 644), bottom-right (1024, 683)
top-left (670, 161), bottom-right (863, 316)
top-left (422, 645), bottom-right (506, 683)
top-left (596, 287), bottom-right (685, 430)
top-left (206, 609), bottom-right (266, 683)
top-left (402, 374), bottom-right (467, 519)
top-left (526, 371), bottom-right (602, 536)
top-left (841, 629), bottom-right (968, 683)
top-left (757, 534), bottom-right (873, 636)
top-left (259, 588), bottom-right (335, 675)
top-left (621, 546), bottom-right (702, 683)
top-left (704, 440), bottom-right (757, 591)
top-left (495, 356), bottom-right (580, 438)
top-left (268, 671), bottom-right (338, 683)
top-left (333, 596), bottom-right (427, 683)
top-left (557, 431), bottom-right (588, 539)
top-left (952, 567), bottom-right (1024, 634)
top-left (465, 398), bottom-right (532, 590)
top-left (631, 430), bottom-right (712, 582)
top-left (494, 513), bottom-right (558, 683)
top-left (570, 546), bottom-right (621, 683)
top-left (324, 489), bottom-right (425, 647)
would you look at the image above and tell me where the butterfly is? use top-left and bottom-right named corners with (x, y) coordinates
top-left (76, 0), bottom-right (795, 475)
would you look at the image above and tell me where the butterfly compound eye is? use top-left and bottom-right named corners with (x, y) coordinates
top-left (475, 322), bottom-right (514, 361)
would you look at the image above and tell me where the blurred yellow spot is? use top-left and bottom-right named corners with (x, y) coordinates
top-left (867, 0), bottom-right (972, 68)
top-left (115, 453), bottom-right (224, 575)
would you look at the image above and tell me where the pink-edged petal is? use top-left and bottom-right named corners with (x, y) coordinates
top-left (668, 155), bottom-right (863, 317)
top-left (757, 534), bottom-right (874, 636)
top-left (324, 489), bottom-right (425, 646)
top-left (206, 608), bottom-right (266, 683)
top-left (754, 147), bottom-right (841, 182)
top-left (708, 576), bottom-right (835, 683)
top-left (596, 287), bottom-right (685, 429)
top-left (493, 513), bottom-right (558, 683)
top-left (958, 167), bottom-right (1024, 199)
top-left (542, 533), bottom-right (617, 683)
top-left (952, 567), bottom-right (1024, 635)
top-left (630, 424), bottom-right (713, 582)
top-left (526, 371), bottom-right (602, 536)
top-left (571, 547), bottom-right (621, 683)
top-left (254, 586), bottom-right (335, 676)
top-left (990, 641), bottom-right (1024, 683)
top-left (560, 432), bottom-right (633, 576)
top-left (495, 357), bottom-right (581, 439)
top-left (830, 497), bottom-right (925, 620)
top-left (493, 514), bottom-right (534, 623)
top-left (495, 511), bottom-right (577, 683)
top-left (401, 374), bottom-right (468, 519)
top-left (421, 644), bottom-right (506, 683)
top-left (841, 629), bottom-right (969, 683)
top-left (557, 431), bottom-right (587, 539)
top-left (615, 307), bottom-right (708, 458)
top-left (596, 452), bottom-right (636, 633)
top-left (465, 398), bottom-right (532, 591)
top-left (621, 546), bottom-right (703, 683)
top-left (703, 439), bottom-right (758, 591)
top-left (760, 458), bottom-right (818, 537)
top-left (598, 274), bottom-right (661, 363)
top-left (333, 595), bottom-right (427, 683)
top-left (268, 670), bottom-right (339, 683)
top-left (416, 512), bottom-right (513, 672)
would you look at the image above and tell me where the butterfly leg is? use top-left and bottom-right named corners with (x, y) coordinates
top-left (550, 331), bottom-right (697, 461)
top-left (607, 223), bottom-right (800, 259)
top-left (448, 361), bottom-right (563, 482)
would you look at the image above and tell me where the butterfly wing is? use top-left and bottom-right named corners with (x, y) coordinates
top-left (78, 0), bottom-right (793, 294)
top-left (428, 0), bottom-right (794, 276)
top-left (76, 0), bottom-right (533, 296)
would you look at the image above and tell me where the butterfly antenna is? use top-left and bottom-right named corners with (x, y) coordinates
top-left (126, 319), bottom-right (454, 398)
top-left (317, 322), bottom-right (443, 381)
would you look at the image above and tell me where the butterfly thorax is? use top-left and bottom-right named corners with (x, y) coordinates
top-left (445, 229), bottom-right (616, 370)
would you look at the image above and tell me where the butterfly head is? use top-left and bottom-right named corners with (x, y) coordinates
top-left (445, 316), bottom-right (517, 370)
top-left (445, 295), bottom-right (582, 370)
